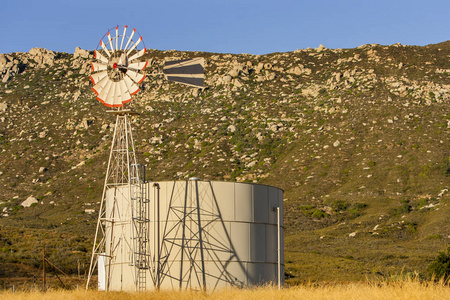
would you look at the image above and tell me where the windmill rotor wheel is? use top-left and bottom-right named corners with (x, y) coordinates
top-left (90, 25), bottom-right (148, 108)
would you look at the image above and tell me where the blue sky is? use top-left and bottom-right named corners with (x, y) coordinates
top-left (1, 0), bottom-right (448, 55)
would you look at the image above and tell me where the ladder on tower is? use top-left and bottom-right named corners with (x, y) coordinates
top-left (131, 164), bottom-right (150, 291)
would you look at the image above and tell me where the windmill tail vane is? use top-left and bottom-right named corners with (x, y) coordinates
top-left (163, 57), bottom-right (205, 88)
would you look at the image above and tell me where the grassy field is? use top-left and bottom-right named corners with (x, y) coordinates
top-left (1, 280), bottom-right (450, 300)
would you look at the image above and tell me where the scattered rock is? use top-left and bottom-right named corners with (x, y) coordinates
top-left (227, 125), bottom-right (236, 133)
top-left (316, 44), bottom-right (327, 52)
top-left (73, 47), bottom-right (90, 59)
top-left (39, 131), bottom-right (47, 138)
top-left (29, 47), bottom-right (56, 67)
top-left (245, 161), bottom-right (257, 168)
top-left (150, 136), bottom-right (164, 144)
top-left (0, 103), bottom-right (7, 112)
top-left (21, 196), bottom-right (38, 207)
top-left (2, 70), bottom-right (11, 83)
top-left (438, 189), bottom-right (448, 197)
top-left (0, 54), bottom-right (9, 71)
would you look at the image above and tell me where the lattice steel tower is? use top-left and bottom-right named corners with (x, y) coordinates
top-left (84, 25), bottom-right (204, 291)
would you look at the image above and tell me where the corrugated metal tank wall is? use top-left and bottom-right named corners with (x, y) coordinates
top-left (104, 180), bottom-right (283, 291)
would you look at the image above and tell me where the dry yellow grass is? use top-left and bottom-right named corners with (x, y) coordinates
top-left (1, 280), bottom-right (450, 300)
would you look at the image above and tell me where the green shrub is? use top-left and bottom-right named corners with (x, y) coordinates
top-left (445, 156), bottom-right (450, 177)
top-left (348, 203), bottom-right (368, 219)
top-left (428, 246), bottom-right (450, 281)
top-left (298, 205), bottom-right (315, 210)
top-left (393, 203), bottom-right (412, 217)
top-left (331, 200), bottom-right (349, 212)
top-left (311, 209), bottom-right (328, 219)
top-left (427, 234), bottom-right (442, 240)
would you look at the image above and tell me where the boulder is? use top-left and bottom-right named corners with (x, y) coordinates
top-left (227, 125), bottom-right (236, 133)
top-left (221, 75), bottom-right (232, 85)
top-left (228, 65), bottom-right (241, 77)
top-left (287, 66), bottom-right (305, 75)
top-left (29, 48), bottom-right (56, 67)
top-left (21, 196), bottom-right (38, 207)
top-left (255, 62), bottom-right (264, 73)
top-left (2, 70), bottom-right (11, 83)
top-left (74, 47), bottom-right (89, 59)
top-left (245, 161), bottom-right (257, 168)
top-left (0, 54), bottom-right (9, 71)
top-left (150, 136), bottom-right (164, 144)
top-left (316, 44), bottom-right (327, 52)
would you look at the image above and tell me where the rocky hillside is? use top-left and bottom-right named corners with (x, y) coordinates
top-left (0, 42), bottom-right (449, 287)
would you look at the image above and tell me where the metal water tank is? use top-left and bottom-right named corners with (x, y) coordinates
top-left (102, 180), bottom-right (283, 291)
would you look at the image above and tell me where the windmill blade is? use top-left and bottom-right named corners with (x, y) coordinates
top-left (100, 40), bottom-right (111, 57)
top-left (91, 62), bottom-right (107, 72)
top-left (112, 81), bottom-right (122, 106)
top-left (124, 28), bottom-right (136, 51)
top-left (118, 52), bottom-right (128, 66)
top-left (94, 50), bottom-right (108, 64)
top-left (126, 69), bottom-right (145, 84)
top-left (104, 81), bottom-right (118, 106)
top-left (114, 80), bottom-right (132, 106)
top-left (96, 79), bottom-right (113, 105)
top-left (163, 58), bottom-right (205, 88)
top-left (107, 31), bottom-right (114, 52)
top-left (126, 36), bottom-right (142, 56)
top-left (120, 25), bottom-right (127, 50)
top-left (91, 75), bottom-right (109, 95)
top-left (115, 26), bottom-right (119, 51)
top-left (128, 61), bottom-right (148, 71)
top-left (124, 75), bottom-right (140, 95)
top-left (128, 48), bottom-right (146, 62)
top-left (119, 80), bottom-right (132, 103)
top-left (90, 70), bottom-right (108, 85)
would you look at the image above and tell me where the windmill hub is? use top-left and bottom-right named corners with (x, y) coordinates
top-left (107, 51), bottom-right (128, 82)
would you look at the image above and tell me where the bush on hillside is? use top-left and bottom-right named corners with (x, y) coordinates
top-left (428, 246), bottom-right (450, 282)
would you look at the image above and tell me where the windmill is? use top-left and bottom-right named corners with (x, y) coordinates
top-left (85, 25), bottom-right (204, 291)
